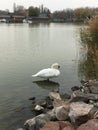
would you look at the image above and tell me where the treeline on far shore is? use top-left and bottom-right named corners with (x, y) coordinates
top-left (0, 4), bottom-right (98, 23)
top-left (52, 7), bottom-right (98, 22)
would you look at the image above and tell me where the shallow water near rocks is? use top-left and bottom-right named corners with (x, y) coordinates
top-left (0, 22), bottom-right (82, 130)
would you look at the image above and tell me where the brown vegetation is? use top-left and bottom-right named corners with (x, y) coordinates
top-left (79, 17), bottom-right (98, 79)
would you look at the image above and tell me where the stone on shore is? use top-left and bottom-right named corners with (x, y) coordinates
top-left (16, 128), bottom-right (25, 130)
top-left (58, 121), bottom-right (75, 130)
top-left (49, 92), bottom-right (61, 100)
top-left (71, 90), bottom-right (98, 101)
top-left (45, 96), bottom-right (53, 109)
top-left (55, 106), bottom-right (69, 120)
top-left (60, 92), bottom-right (70, 100)
top-left (69, 102), bottom-right (93, 125)
top-left (89, 85), bottom-right (98, 94)
top-left (35, 114), bottom-right (50, 130)
top-left (24, 117), bottom-right (36, 130)
top-left (40, 121), bottom-right (75, 130)
top-left (28, 97), bottom-right (36, 101)
top-left (71, 86), bottom-right (80, 91)
top-left (47, 109), bottom-right (57, 121)
top-left (34, 105), bottom-right (44, 111)
top-left (17, 79), bottom-right (98, 130)
top-left (40, 121), bottom-right (59, 130)
top-left (53, 99), bottom-right (70, 120)
top-left (24, 114), bottom-right (50, 130)
top-left (81, 80), bottom-right (98, 94)
top-left (76, 119), bottom-right (98, 130)
top-left (53, 99), bottom-right (70, 108)
top-left (70, 96), bottom-right (89, 103)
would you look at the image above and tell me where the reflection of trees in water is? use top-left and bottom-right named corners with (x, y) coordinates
top-left (79, 17), bottom-right (98, 80)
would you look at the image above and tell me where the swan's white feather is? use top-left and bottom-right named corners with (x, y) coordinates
top-left (32, 63), bottom-right (60, 79)
top-left (32, 68), bottom-right (60, 79)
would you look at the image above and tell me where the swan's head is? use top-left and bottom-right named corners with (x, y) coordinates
top-left (51, 63), bottom-right (60, 69)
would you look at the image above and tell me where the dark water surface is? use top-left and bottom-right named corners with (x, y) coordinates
top-left (0, 23), bottom-right (81, 129)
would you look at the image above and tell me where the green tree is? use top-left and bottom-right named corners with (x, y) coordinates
top-left (28, 6), bottom-right (40, 17)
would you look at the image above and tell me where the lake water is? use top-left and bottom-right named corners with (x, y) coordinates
top-left (0, 23), bottom-right (82, 130)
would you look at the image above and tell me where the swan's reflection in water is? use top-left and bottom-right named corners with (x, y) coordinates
top-left (33, 80), bottom-right (60, 91)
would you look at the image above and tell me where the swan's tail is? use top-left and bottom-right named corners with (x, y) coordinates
top-left (32, 74), bottom-right (37, 77)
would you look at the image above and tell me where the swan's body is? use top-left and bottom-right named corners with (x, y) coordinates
top-left (32, 63), bottom-right (60, 80)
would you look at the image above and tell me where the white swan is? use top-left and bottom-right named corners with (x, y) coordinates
top-left (32, 63), bottom-right (60, 80)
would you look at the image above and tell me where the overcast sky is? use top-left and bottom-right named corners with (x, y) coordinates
top-left (0, 0), bottom-right (98, 12)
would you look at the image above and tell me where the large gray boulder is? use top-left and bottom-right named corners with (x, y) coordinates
top-left (69, 102), bottom-right (93, 125)
top-left (55, 106), bottom-right (69, 120)
top-left (24, 114), bottom-right (50, 130)
top-left (52, 99), bottom-right (70, 121)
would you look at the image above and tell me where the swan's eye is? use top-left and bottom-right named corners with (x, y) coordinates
top-left (58, 65), bottom-right (60, 68)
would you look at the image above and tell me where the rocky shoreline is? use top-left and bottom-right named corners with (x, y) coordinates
top-left (16, 79), bottom-right (98, 130)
